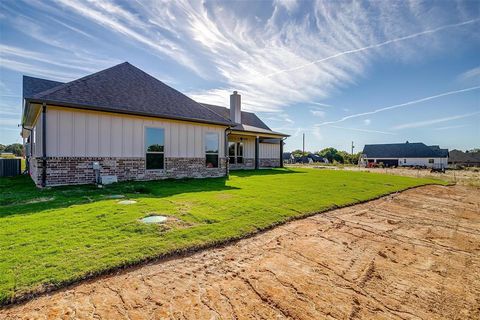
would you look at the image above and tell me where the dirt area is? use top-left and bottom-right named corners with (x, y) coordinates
top-left (340, 166), bottom-right (480, 187)
top-left (1, 185), bottom-right (479, 319)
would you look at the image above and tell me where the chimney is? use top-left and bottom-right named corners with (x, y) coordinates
top-left (230, 91), bottom-right (241, 124)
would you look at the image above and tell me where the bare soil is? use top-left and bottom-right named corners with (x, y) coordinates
top-left (1, 185), bottom-right (479, 319)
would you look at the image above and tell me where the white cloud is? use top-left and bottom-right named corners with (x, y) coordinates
top-left (392, 111), bottom-right (480, 130)
top-left (3, 0), bottom-right (478, 118)
top-left (458, 66), bottom-right (480, 82)
top-left (310, 109), bottom-right (326, 118)
top-left (317, 86), bottom-right (480, 126)
top-left (363, 119), bottom-right (371, 126)
top-left (433, 124), bottom-right (469, 131)
top-left (326, 125), bottom-right (396, 135)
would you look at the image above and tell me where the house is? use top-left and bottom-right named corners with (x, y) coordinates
top-left (360, 142), bottom-right (448, 168)
top-left (21, 62), bottom-right (288, 187)
top-left (448, 150), bottom-right (480, 167)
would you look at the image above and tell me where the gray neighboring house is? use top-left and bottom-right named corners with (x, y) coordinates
top-left (360, 142), bottom-right (448, 168)
top-left (21, 62), bottom-right (288, 187)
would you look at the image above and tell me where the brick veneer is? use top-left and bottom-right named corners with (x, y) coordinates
top-left (259, 158), bottom-right (281, 168)
top-left (229, 158), bottom-right (255, 170)
top-left (30, 157), bottom-right (227, 187)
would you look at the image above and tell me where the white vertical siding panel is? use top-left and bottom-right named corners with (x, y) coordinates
top-left (122, 118), bottom-right (133, 157)
top-left (187, 126), bottom-right (195, 157)
top-left (86, 114), bottom-right (99, 157)
top-left (99, 115), bottom-right (111, 157)
top-left (194, 126), bottom-right (202, 157)
top-left (170, 124), bottom-right (179, 157)
top-left (259, 143), bottom-right (279, 159)
top-left (46, 109), bottom-right (58, 156)
top-left (35, 116), bottom-right (43, 157)
top-left (111, 117), bottom-right (122, 157)
top-left (73, 112), bottom-right (86, 157)
top-left (132, 118), bottom-right (143, 157)
top-left (179, 123), bottom-right (187, 157)
top-left (58, 109), bottom-right (73, 157)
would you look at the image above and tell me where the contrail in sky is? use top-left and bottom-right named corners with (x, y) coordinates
top-left (266, 19), bottom-right (480, 78)
top-left (316, 86), bottom-right (480, 126)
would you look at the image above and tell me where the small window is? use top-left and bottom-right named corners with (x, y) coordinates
top-left (205, 132), bottom-right (219, 168)
top-left (428, 159), bottom-right (434, 164)
top-left (236, 142), bottom-right (244, 164)
top-left (145, 127), bottom-right (165, 170)
top-left (404, 159), bottom-right (407, 164)
top-left (228, 142), bottom-right (235, 164)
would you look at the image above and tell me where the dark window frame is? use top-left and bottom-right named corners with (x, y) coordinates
top-left (205, 132), bottom-right (219, 168)
top-left (228, 141), bottom-right (244, 165)
top-left (145, 127), bottom-right (165, 170)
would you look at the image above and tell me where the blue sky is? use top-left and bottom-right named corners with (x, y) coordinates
top-left (0, 0), bottom-right (479, 152)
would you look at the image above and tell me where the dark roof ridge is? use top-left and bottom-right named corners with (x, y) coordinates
top-left (33, 62), bottom-right (130, 99)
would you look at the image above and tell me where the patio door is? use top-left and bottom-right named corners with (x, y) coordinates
top-left (228, 142), bottom-right (244, 164)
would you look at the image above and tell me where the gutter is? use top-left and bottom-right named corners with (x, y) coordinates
top-left (41, 103), bottom-right (47, 187)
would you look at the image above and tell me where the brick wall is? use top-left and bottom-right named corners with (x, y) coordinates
top-left (30, 157), bottom-right (227, 187)
top-left (229, 158), bottom-right (255, 170)
top-left (259, 158), bottom-right (281, 168)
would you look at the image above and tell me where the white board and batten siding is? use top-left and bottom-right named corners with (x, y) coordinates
top-left (37, 106), bottom-right (225, 158)
top-left (259, 143), bottom-right (280, 159)
top-left (228, 136), bottom-right (280, 159)
top-left (399, 157), bottom-right (448, 167)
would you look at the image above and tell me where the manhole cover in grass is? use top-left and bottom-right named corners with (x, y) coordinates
top-left (105, 195), bottom-right (125, 199)
top-left (118, 200), bottom-right (137, 205)
top-left (140, 215), bottom-right (168, 224)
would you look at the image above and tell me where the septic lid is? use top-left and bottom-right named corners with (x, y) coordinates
top-left (140, 215), bottom-right (167, 224)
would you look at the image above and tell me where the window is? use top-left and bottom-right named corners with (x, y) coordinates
top-left (205, 132), bottom-right (219, 168)
top-left (145, 127), bottom-right (165, 170)
top-left (228, 141), bottom-right (244, 164)
top-left (404, 159), bottom-right (407, 164)
top-left (236, 142), bottom-right (244, 164)
top-left (228, 142), bottom-right (235, 164)
top-left (428, 159), bottom-right (434, 164)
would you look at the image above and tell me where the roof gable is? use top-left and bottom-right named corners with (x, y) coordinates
top-left (27, 62), bottom-right (231, 125)
top-left (362, 142), bottom-right (448, 158)
top-left (23, 76), bottom-right (64, 99)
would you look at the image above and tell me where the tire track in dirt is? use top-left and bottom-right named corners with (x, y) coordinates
top-left (1, 185), bottom-right (479, 319)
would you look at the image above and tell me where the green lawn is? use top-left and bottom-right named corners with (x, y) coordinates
top-left (0, 168), bottom-right (447, 304)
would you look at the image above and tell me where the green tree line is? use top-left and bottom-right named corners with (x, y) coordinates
top-left (0, 143), bottom-right (23, 157)
top-left (290, 147), bottom-right (361, 164)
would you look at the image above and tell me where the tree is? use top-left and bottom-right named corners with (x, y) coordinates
top-left (0, 144), bottom-right (5, 153)
top-left (291, 149), bottom-right (305, 157)
top-left (4, 143), bottom-right (23, 157)
top-left (316, 147), bottom-right (343, 163)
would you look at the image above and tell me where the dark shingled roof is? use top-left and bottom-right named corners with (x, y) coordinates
top-left (25, 62), bottom-right (231, 126)
top-left (200, 103), bottom-right (271, 130)
top-left (362, 142), bottom-right (448, 158)
top-left (23, 76), bottom-right (63, 99)
top-left (449, 150), bottom-right (480, 163)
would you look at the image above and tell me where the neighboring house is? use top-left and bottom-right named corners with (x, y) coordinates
top-left (448, 150), bottom-right (480, 167)
top-left (360, 142), bottom-right (448, 168)
top-left (21, 62), bottom-right (288, 187)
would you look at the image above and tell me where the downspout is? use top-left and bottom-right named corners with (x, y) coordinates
top-left (255, 136), bottom-right (259, 170)
top-left (280, 137), bottom-right (285, 168)
top-left (41, 103), bottom-right (47, 187)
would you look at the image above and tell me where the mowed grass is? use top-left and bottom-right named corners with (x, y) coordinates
top-left (0, 168), bottom-right (447, 304)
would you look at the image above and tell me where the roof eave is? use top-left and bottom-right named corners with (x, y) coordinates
top-left (230, 128), bottom-right (289, 138)
top-left (25, 98), bottom-right (233, 127)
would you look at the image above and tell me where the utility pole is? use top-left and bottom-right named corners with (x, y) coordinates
top-left (302, 133), bottom-right (305, 156)
top-left (351, 141), bottom-right (354, 155)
